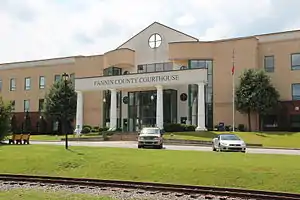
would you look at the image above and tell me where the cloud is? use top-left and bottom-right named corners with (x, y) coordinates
top-left (0, 0), bottom-right (299, 63)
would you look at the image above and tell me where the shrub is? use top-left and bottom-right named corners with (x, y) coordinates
top-left (238, 124), bottom-right (246, 132)
top-left (164, 123), bottom-right (196, 132)
top-left (99, 127), bottom-right (109, 132)
top-left (81, 126), bottom-right (91, 134)
top-left (91, 126), bottom-right (99, 133)
top-left (82, 125), bottom-right (92, 130)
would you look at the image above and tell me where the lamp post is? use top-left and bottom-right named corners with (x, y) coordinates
top-left (62, 72), bottom-right (69, 149)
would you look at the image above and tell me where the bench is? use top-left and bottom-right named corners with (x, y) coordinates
top-left (8, 134), bottom-right (31, 145)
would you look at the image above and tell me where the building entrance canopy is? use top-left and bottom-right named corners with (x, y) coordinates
top-left (75, 69), bottom-right (207, 91)
top-left (74, 68), bottom-right (208, 133)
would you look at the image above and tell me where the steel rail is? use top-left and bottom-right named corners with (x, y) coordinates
top-left (0, 174), bottom-right (299, 200)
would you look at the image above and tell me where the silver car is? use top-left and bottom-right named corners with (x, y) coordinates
top-left (138, 127), bottom-right (164, 149)
top-left (212, 134), bottom-right (246, 153)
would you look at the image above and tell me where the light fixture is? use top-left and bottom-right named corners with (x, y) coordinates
top-left (150, 95), bottom-right (154, 101)
top-left (62, 72), bottom-right (69, 81)
top-left (103, 98), bottom-right (106, 103)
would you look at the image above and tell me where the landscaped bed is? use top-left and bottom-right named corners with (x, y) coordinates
top-left (0, 145), bottom-right (299, 193)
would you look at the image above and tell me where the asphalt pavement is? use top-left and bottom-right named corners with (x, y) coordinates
top-left (28, 141), bottom-right (300, 155)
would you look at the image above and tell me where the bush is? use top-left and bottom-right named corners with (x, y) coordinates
top-left (164, 123), bottom-right (196, 132)
top-left (91, 126), bottom-right (99, 133)
top-left (238, 124), bottom-right (246, 132)
top-left (0, 97), bottom-right (12, 142)
top-left (81, 126), bottom-right (91, 134)
top-left (99, 127), bottom-right (109, 132)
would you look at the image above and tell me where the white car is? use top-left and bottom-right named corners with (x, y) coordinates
top-left (138, 127), bottom-right (164, 149)
top-left (212, 134), bottom-right (246, 153)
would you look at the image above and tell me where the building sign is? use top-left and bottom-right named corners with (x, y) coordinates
top-left (75, 69), bottom-right (207, 91)
top-left (94, 75), bottom-right (179, 87)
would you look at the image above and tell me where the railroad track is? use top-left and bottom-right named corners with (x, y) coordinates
top-left (0, 174), bottom-right (299, 200)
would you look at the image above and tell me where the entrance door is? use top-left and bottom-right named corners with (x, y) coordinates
top-left (127, 89), bottom-right (177, 131)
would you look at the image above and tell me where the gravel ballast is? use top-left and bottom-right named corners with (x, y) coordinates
top-left (0, 181), bottom-right (255, 200)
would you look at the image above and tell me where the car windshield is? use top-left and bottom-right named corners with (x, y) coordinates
top-left (141, 129), bottom-right (160, 134)
top-left (220, 135), bottom-right (240, 140)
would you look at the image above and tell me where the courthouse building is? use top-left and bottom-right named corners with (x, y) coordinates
top-left (1, 22), bottom-right (300, 132)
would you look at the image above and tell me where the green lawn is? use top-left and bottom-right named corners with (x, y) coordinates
top-left (164, 131), bottom-right (300, 148)
top-left (30, 133), bottom-right (101, 141)
top-left (0, 189), bottom-right (114, 200)
top-left (0, 145), bottom-right (300, 193)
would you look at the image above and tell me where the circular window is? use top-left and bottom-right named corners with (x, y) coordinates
top-left (148, 33), bottom-right (162, 49)
top-left (123, 96), bottom-right (129, 104)
top-left (180, 93), bottom-right (187, 101)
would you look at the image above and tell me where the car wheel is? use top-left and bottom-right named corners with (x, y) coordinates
top-left (138, 145), bottom-right (143, 149)
top-left (159, 144), bottom-right (163, 149)
top-left (218, 144), bottom-right (222, 152)
top-left (212, 145), bottom-right (216, 151)
top-left (242, 150), bottom-right (246, 153)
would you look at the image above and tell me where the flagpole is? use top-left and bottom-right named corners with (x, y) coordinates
top-left (232, 49), bottom-right (235, 132)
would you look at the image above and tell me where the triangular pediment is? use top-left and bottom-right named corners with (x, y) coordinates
top-left (117, 22), bottom-right (198, 49)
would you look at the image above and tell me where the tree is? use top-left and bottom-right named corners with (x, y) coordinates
top-left (0, 97), bottom-right (13, 142)
top-left (10, 114), bottom-right (18, 134)
top-left (235, 69), bottom-right (280, 131)
top-left (44, 79), bottom-right (77, 134)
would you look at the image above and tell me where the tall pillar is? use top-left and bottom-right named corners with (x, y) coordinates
top-left (196, 83), bottom-right (207, 131)
top-left (109, 89), bottom-right (117, 131)
top-left (75, 91), bottom-right (83, 134)
top-left (156, 85), bottom-right (164, 129)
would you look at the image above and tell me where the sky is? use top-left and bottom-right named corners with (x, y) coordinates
top-left (1, 0), bottom-right (300, 63)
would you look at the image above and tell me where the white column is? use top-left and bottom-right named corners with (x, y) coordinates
top-left (196, 83), bottom-right (207, 131)
top-left (75, 91), bottom-right (83, 134)
top-left (109, 89), bottom-right (117, 131)
top-left (156, 85), bottom-right (164, 129)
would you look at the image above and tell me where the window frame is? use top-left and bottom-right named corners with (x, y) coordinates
top-left (54, 75), bottom-right (61, 83)
top-left (264, 55), bottom-right (275, 72)
top-left (39, 76), bottom-right (45, 89)
top-left (24, 77), bottom-right (31, 90)
top-left (24, 99), bottom-right (30, 112)
top-left (38, 99), bottom-right (44, 112)
top-left (10, 78), bottom-right (16, 91)
top-left (291, 83), bottom-right (300, 100)
top-left (291, 53), bottom-right (300, 70)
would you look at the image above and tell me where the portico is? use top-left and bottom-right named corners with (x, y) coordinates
top-left (74, 68), bottom-right (207, 133)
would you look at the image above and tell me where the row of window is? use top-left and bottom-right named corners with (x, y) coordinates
top-left (10, 99), bottom-right (44, 112)
top-left (264, 53), bottom-right (300, 72)
top-left (0, 74), bottom-right (74, 92)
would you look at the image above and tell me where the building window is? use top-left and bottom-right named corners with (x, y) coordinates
top-left (148, 33), bottom-right (162, 49)
top-left (264, 56), bottom-right (274, 72)
top-left (0, 79), bottom-right (2, 92)
top-left (137, 62), bottom-right (173, 73)
top-left (103, 67), bottom-right (122, 76)
top-left (10, 78), bottom-right (16, 91)
top-left (11, 100), bottom-right (15, 112)
top-left (291, 53), bottom-right (300, 70)
top-left (290, 114), bottom-right (300, 128)
top-left (39, 76), bottom-right (45, 89)
top-left (39, 99), bottom-right (44, 112)
top-left (292, 83), bottom-right (300, 100)
top-left (24, 100), bottom-right (30, 112)
top-left (24, 77), bottom-right (31, 90)
top-left (54, 75), bottom-right (61, 83)
top-left (70, 73), bottom-right (75, 82)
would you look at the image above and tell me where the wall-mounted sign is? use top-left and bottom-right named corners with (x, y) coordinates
top-left (75, 69), bottom-right (207, 91)
top-left (94, 75), bottom-right (179, 87)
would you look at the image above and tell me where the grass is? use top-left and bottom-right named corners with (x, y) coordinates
top-left (0, 145), bottom-right (300, 193)
top-left (164, 131), bottom-right (300, 148)
top-left (30, 133), bottom-right (101, 141)
top-left (0, 189), bottom-right (114, 200)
